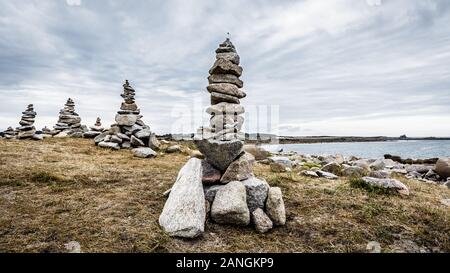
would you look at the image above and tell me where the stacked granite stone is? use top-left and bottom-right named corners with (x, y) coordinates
top-left (83, 117), bottom-right (105, 138)
top-left (2, 127), bottom-right (16, 139)
top-left (52, 98), bottom-right (85, 137)
top-left (159, 39), bottom-right (286, 238)
top-left (16, 104), bottom-right (38, 139)
top-left (95, 80), bottom-right (160, 156)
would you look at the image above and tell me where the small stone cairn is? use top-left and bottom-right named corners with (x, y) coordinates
top-left (159, 38), bottom-right (286, 238)
top-left (2, 127), bottom-right (16, 139)
top-left (83, 117), bottom-right (105, 138)
top-left (16, 104), bottom-right (40, 140)
top-left (95, 80), bottom-right (160, 156)
top-left (52, 98), bottom-right (85, 137)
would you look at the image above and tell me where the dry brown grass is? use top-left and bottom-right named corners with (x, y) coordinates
top-left (0, 138), bottom-right (449, 253)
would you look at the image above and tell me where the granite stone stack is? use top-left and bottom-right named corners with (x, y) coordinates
top-left (52, 98), bottom-right (85, 137)
top-left (83, 117), bottom-right (105, 138)
top-left (2, 127), bottom-right (16, 139)
top-left (16, 104), bottom-right (38, 139)
top-left (95, 80), bottom-right (160, 155)
top-left (159, 39), bottom-right (286, 238)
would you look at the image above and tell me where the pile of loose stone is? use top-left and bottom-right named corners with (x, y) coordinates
top-left (51, 98), bottom-right (86, 138)
top-left (83, 117), bottom-right (105, 138)
top-left (94, 80), bottom-right (160, 157)
top-left (159, 39), bottom-right (286, 238)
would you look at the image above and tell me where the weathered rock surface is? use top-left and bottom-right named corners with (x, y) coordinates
top-left (435, 158), bottom-right (450, 179)
top-left (252, 208), bottom-right (273, 234)
top-left (317, 170), bottom-right (338, 180)
top-left (265, 187), bottom-right (286, 226)
top-left (221, 152), bottom-right (255, 183)
top-left (322, 162), bottom-right (342, 175)
top-left (159, 158), bottom-right (205, 238)
top-left (242, 177), bottom-right (269, 212)
top-left (201, 160), bottom-right (221, 185)
top-left (132, 147), bottom-right (157, 158)
top-left (361, 177), bottom-right (410, 196)
top-left (195, 138), bottom-right (243, 171)
top-left (211, 181), bottom-right (250, 226)
top-left (98, 141), bottom-right (120, 150)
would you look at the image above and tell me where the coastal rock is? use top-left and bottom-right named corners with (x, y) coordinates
top-left (269, 157), bottom-right (292, 167)
top-left (159, 158), bottom-right (205, 238)
top-left (343, 166), bottom-right (367, 177)
top-left (265, 187), bottom-right (286, 226)
top-left (300, 170), bottom-right (319, 178)
top-left (242, 177), bottom-right (269, 212)
top-left (201, 160), bottom-right (222, 185)
top-left (98, 141), bottom-right (120, 150)
top-left (195, 138), bottom-right (243, 172)
top-left (220, 152), bottom-right (255, 183)
top-left (405, 164), bottom-right (433, 174)
top-left (166, 145), bottom-right (182, 153)
top-left (132, 147), bottom-right (157, 158)
top-left (211, 181), bottom-right (250, 226)
top-left (354, 159), bottom-right (370, 170)
top-left (435, 158), bottom-right (450, 179)
top-left (317, 170), bottom-right (338, 180)
top-left (369, 170), bottom-right (390, 179)
top-left (270, 162), bottom-right (289, 173)
top-left (370, 159), bottom-right (386, 171)
top-left (361, 177), bottom-right (410, 196)
top-left (244, 144), bottom-right (269, 161)
top-left (322, 162), bottom-right (342, 176)
top-left (252, 209), bottom-right (273, 234)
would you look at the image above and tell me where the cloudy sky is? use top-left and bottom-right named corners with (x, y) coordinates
top-left (1, 0), bottom-right (449, 137)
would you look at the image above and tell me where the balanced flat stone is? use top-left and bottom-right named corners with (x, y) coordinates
top-left (208, 74), bottom-right (243, 88)
top-left (216, 52), bottom-right (240, 65)
top-left (207, 83), bottom-right (247, 99)
top-left (210, 92), bottom-right (241, 105)
top-left (195, 138), bottom-right (243, 171)
top-left (206, 102), bottom-right (245, 115)
top-left (159, 158), bottom-right (205, 238)
top-left (209, 58), bottom-right (243, 77)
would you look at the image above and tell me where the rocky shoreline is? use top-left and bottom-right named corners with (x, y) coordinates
top-left (243, 145), bottom-right (450, 192)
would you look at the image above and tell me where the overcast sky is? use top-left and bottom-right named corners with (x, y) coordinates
top-left (1, 0), bottom-right (449, 137)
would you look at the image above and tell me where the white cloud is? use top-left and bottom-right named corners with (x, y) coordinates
top-left (0, 0), bottom-right (450, 137)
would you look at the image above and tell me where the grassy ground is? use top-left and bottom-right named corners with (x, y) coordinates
top-left (0, 138), bottom-right (448, 253)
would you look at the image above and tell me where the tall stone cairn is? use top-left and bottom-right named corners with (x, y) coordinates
top-left (95, 80), bottom-right (160, 153)
top-left (194, 38), bottom-right (246, 171)
top-left (160, 38), bottom-right (286, 238)
top-left (16, 104), bottom-right (37, 139)
top-left (53, 98), bottom-right (84, 137)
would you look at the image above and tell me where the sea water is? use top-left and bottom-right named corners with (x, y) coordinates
top-left (262, 140), bottom-right (450, 159)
